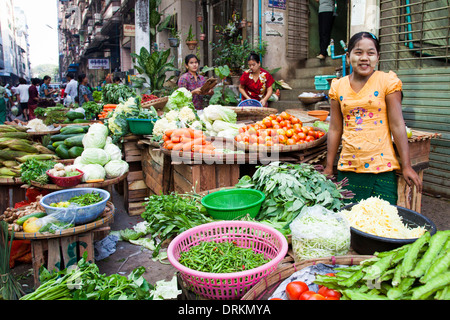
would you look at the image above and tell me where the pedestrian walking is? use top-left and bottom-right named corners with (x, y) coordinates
top-left (316, 0), bottom-right (336, 59)
top-left (28, 78), bottom-right (40, 120)
top-left (77, 74), bottom-right (94, 106)
top-left (15, 78), bottom-right (30, 120)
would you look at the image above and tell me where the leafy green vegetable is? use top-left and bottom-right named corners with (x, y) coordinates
top-left (141, 192), bottom-right (214, 257)
top-left (235, 162), bottom-right (354, 230)
top-left (102, 84), bottom-right (136, 104)
top-left (20, 158), bottom-right (57, 184)
top-left (313, 120), bottom-right (329, 132)
top-left (81, 101), bottom-right (103, 120)
top-left (68, 192), bottom-right (103, 207)
top-left (20, 252), bottom-right (156, 300)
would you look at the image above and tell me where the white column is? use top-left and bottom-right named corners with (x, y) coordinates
top-left (135, 0), bottom-right (150, 54)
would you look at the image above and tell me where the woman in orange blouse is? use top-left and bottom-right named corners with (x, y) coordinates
top-left (323, 32), bottom-right (422, 204)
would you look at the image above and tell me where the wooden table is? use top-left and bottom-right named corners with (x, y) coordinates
top-left (13, 202), bottom-right (115, 288)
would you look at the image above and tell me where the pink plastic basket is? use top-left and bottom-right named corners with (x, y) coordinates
top-left (167, 221), bottom-right (288, 300)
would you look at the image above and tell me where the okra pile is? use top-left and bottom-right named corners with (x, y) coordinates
top-left (314, 230), bottom-right (450, 300)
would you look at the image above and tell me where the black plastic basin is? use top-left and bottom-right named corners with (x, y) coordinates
top-left (341, 203), bottom-right (437, 255)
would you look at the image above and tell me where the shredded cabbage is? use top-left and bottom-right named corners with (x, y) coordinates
top-left (290, 205), bottom-right (350, 261)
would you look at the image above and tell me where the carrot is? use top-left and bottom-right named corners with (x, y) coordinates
top-left (163, 134), bottom-right (170, 142)
top-left (180, 135), bottom-right (192, 143)
top-left (172, 128), bottom-right (190, 138)
top-left (182, 141), bottom-right (195, 152)
top-left (192, 137), bottom-right (206, 145)
top-left (165, 129), bottom-right (175, 137)
top-left (165, 142), bottom-right (175, 150)
top-left (192, 145), bottom-right (204, 153)
top-left (171, 135), bottom-right (181, 143)
top-left (172, 142), bottom-right (184, 151)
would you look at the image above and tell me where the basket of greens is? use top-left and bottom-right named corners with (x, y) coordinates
top-left (40, 188), bottom-right (110, 225)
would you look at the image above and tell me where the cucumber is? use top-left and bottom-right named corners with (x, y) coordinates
top-left (64, 134), bottom-right (85, 147)
top-left (15, 212), bottom-right (47, 226)
top-left (73, 119), bottom-right (90, 123)
top-left (66, 111), bottom-right (85, 121)
top-left (52, 141), bottom-right (65, 148)
top-left (61, 126), bottom-right (85, 134)
top-left (55, 144), bottom-right (70, 159)
top-left (68, 146), bottom-right (84, 158)
top-left (47, 145), bottom-right (56, 152)
top-left (50, 133), bottom-right (80, 142)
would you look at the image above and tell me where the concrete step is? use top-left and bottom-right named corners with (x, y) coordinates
top-left (295, 65), bottom-right (339, 79)
top-left (302, 57), bottom-right (343, 69)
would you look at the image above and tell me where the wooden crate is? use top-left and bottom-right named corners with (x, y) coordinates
top-left (122, 135), bottom-right (150, 216)
top-left (172, 163), bottom-right (240, 194)
top-left (30, 229), bottom-right (108, 288)
top-left (0, 181), bottom-right (26, 216)
top-left (141, 146), bottom-right (173, 196)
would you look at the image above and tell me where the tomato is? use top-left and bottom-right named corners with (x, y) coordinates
top-left (265, 140), bottom-right (274, 147)
top-left (280, 111), bottom-right (290, 120)
top-left (301, 127), bottom-right (309, 134)
top-left (285, 281), bottom-right (309, 300)
top-left (272, 135), bottom-right (280, 144)
top-left (263, 119), bottom-right (272, 128)
top-left (318, 286), bottom-right (341, 299)
top-left (308, 130), bottom-right (316, 137)
top-left (269, 114), bottom-right (277, 120)
top-left (297, 132), bottom-right (306, 140)
top-left (247, 127), bottom-right (257, 135)
top-left (278, 135), bottom-right (287, 144)
top-left (270, 298), bottom-right (283, 300)
top-left (317, 131), bottom-right (325, 138)
top-left (285, 129), bottom-right (294, 138)
top-left (291, 117), bottom-right (300, 125)
top-left (308, 294), bottom-right (326, 300)
top-left (243, 135), bottom-right (249, 143)
top-left (273, 124), bottom-right (280, 129)
top-left (299, 290), bottom-right (317, 300)
top-left (276, 129), bottom-right (286, 136)
top-left (305, 135), bottom-right (315, 142)
top-left (325, 273), bottom-right (336, 277)
top-left (292, 133), bottom-right (300, 142)
top-left (325, 296), bottom-right (340, 300)
top-left (257, 136), bottom-right (266, 145)
top-left (279, 120), bottom-right (286, 128)
top-left (249, 135), bottom-right (258, 144)
top-left (235, 135), bottom-right (242, 142)
top-left (266, 129), bottom-right (276, 136)
top-left (286, 138), bottom-right (296, 145)
top-left (239, 127), bottom-right (246, 134)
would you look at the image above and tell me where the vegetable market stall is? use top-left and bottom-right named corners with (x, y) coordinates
top-left (0, 177), bottom-right (26, 217)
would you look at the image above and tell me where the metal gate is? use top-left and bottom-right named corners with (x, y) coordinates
top-left (287, 0), bottom-right (309, 59)
top-left (379, 0), bottom-right (450, 198)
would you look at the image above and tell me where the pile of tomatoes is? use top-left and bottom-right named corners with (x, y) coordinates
top-left (271, 273), bottom-right (341, 300)
top-left (235, 111), bottom-right (325, 147)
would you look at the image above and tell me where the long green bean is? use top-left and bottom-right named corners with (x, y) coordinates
top-left (178, 241), bottom-right (269, 273)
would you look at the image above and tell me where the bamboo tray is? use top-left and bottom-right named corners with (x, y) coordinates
top-left (29, 171), bottom-right (128, 190)
top-left (11, 201), bottom-right (115, 240)
top-left (226, 106), bottom-right (278, 121)
top-left (0, 177), bottom-right (22, 185)
top-left (241, 255), bottom-right (373, 300)
top-left (235, 127), bottom-right (327, 153)
top-left (141, 96), bottom-right (168, 110)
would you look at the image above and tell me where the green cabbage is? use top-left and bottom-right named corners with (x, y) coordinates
top-left (165, 88), bottom-right (194, 111)
top-left (82, 132), bottom-right (107, 149)
top-left (103, 143), bottom-right (122, 161)
top-left (89, 123), bottom-right (109, 137)
top-left (203, 105), bottom-right (237, 123)
top-left (81, 164), bottom-right (106, 182)
top-left (81, 148), bottom-right (111, 166)
top-left (104, 160), bottom-right (129, 179)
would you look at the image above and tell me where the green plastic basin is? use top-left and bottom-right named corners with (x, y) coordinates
top-left (201, 188), bottom-right (266, 220)
top-left (127, 118), bottom-right (157, 135)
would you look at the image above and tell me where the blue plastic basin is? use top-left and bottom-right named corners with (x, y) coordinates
top-left (40, 188), bottom-right (110, 225)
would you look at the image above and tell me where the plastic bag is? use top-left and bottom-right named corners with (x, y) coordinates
top-left (290, 205), bottom-right (350, 261)
top-left (36, 208), bottom-right (77, 234)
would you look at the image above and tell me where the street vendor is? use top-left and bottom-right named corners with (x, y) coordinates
top-left (322, 31), bottom-right (422, 205)
top-left (238, 52), bottom-right (274, 107)
top-left (178, 54), bottom-right (213, 110)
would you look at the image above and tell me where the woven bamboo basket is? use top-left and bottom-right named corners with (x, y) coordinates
top-left (11, 201), bottom-right (115, 240)
top-left (235, 127), bottom-right (327, 153)
top-left (141, 96), bottom-right (168, 110)
top-left (30, 172), bottom-right (128, 190)
top-left (226, 106), bottom-right (278, 122)
top-left (241, 255), bottom-right (373, 300)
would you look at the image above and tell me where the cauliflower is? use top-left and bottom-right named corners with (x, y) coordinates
top-left (178, 106), bottom-right (196, 122)
top-left (53, 163), bottom-right (65, 171)
top-left (165, 110), bottom-right (179, 122)
top-left (152, 118), bottom-right (178, 136)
